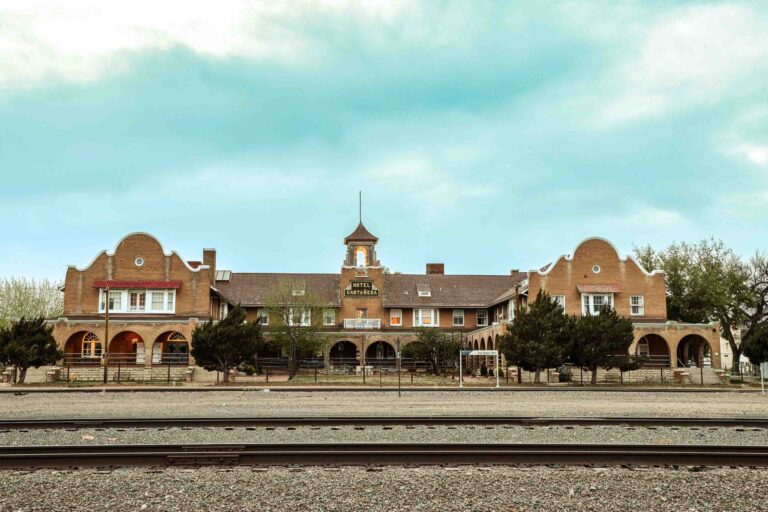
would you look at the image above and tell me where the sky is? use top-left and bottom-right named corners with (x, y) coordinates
top-left (1, 0), bottom-right (767, 280)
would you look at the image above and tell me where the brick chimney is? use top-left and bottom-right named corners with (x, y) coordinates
top-left (426, 263), bottom-right (444, 275)
top-left (510, 269), bottom-right (519, 275)
top-left (203, 248), bottom-right (216, 285)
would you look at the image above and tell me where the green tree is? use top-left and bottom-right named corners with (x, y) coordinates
top-left (402, 329), bottom-right (461, 375)
top-left (0, 277), bottom-right (63, 328)
top-left (0, 316), bottom-right (62, 384)
top-left (742, 323), bottom-right (768, 365)
top-left (191, 304), bottom-right (263, 383)
top-left (265, 279), bottom-right (329, 379)
top-left (567, 307), bottom-right (635, 384)
top-left (500, 291), bottom-right (568, 383)
top-left (635, 239), bottom-right (768, 372)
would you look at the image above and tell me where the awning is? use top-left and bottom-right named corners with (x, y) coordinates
top-left (577, 284), bottom-right (621, 294)
top-left (93, 280), bottom-right (182, 289)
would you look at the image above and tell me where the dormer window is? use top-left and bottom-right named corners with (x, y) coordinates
top-left (292, 289), bottom-right (305, 297)
top-left (416, 283), bottom-right (432, 297)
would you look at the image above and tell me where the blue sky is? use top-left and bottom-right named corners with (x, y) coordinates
top-left (1, 1), bottom-right (767, 280)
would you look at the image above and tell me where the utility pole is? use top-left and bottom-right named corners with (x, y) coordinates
top-left (103, 286), bottom-right (110, 384)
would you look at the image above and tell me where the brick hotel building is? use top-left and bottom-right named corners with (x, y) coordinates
top-left (50, 223), bottom-right (721, 381)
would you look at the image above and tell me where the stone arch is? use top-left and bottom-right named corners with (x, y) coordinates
top-left (63, 331), bottom-right (102, 363)
top-left (329, 340), bottom-right (359, 367)
top-left (152, 331), bottom-right (190, 365)
top-left (635, 333), bottom-right (671, 367)
top-left (109, 331), bottom-right (145, 364)
top-left (676, 334), bottom-right (713, 368)
top-left (366, 340), bottom-right (397, 366)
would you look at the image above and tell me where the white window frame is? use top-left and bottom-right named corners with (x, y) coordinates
top-left (413, 308), bottom-right (439, 327)
top-left (219, 301), bottom-right (229, 320)
top-left (390, 308), bottom-right (403, 326)
top-left (452, 309), bottom-right (464, 326)
top-left (99, 289), bottom-right (176, 314)
top-left (636, 338), bottom-right (649, 357)
top-left (257, 307), bottom-right (269, 326)
top-left (288, 307), bottom-right (311, 327)
top-left (553, 295), bottom-right (566, 314)
top-left (581, 293), bottom-right (614, 315)
top-left (476, 309), bottom-right (488, 326)
top-left (323, 308), bottom-right (336, 326)
top-left (630, 295), bottom-right (645, 316)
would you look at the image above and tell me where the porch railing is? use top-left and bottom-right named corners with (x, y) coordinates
top-left (641, 355), bottom-right (671, 367)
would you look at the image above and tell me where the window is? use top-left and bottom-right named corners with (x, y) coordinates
top-left (592, 265), bottom-right (601, 274)
top-left (636, 338), bottom-right (649, 357)
top-left (631, 295), bottom-right (645, 316)
top-left (288, 307), bottom-right (310, 326)
top-left (582, 294), bottom-right (613, 315)
top-left (476, 309), bottom-right (488, 326)
top-left (99, 289), bottom-right (175, 314)
top-left (416, 284), bottom-right (432, 297)
top-left (291, 289), bottom-right (305, 297)
top-left (81, 332), bottom-right (102, 358)
top-left (553, 296), bottom-right (565, 314)
top-left (355, 246), bottom-right (367, 267)
top-left (323, 308), bottom-right (336, 326)
top-left (414, 308), bottom-right (438, 327)
top-left (453, 309), bottom-right (464, 326)
top-left (356, 308), bottom-right (368, 319)
top-left (129, 291), bottom-right (146, 312)
top-left (390, 309), bottom-right (402, 326)
top-left (219, 302), bottom-right (228, 320)
top-left (134, 257), bottom-right (144, 267)
top-left (151, 291), bottom-right (165, 311)
top-left (257, 308), bottom-right (269, 326)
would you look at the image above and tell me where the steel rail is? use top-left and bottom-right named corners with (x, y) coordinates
top-left (1, 416), bottom-right (767, 430)
top-left (1, 443), bottom-right (767, 468)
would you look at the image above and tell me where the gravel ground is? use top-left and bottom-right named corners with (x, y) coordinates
top-left (1, 425), bottom-right (766, 446)
top-left (2, 390), bottom-right (767, 419)
top-left (0, 466), bottom-right (766, 511)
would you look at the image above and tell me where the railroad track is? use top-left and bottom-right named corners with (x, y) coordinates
top-left (1, 443), bottom-right (767, 469)
top-left (1, 416), bottom-right (767, 429)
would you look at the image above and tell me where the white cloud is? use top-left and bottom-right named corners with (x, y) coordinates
top-left (364, 155), bottom-right (493, 218)
top-left (0, 0), bottom-right (412, 90)
top-left (591, 4), bottom-right (768, 126)
top-left (727, 143), bottom-right (768, 166)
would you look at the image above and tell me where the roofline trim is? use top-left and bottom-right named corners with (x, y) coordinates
top-left (530, 237), bottom-right (663, 278)
top-left (68, 232), bottom-right (209, 273)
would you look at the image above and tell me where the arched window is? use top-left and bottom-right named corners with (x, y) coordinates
top-left (168, 332), bottom-right (187, 342)
top-left (355, 246), bottom-right (367, 267)
top-left (82, 332), bottom-right (102, 358)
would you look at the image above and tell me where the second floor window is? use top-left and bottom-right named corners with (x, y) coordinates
top-left (476, 309), bottom-right (488, 326)
top-left (582, 294), bottom-right (613, 315)
top-left (414, 308), bottom-right (438, 327)
top-left (631, 295), bottom-right (645, 316)
top-left (257, 308), bottom-right (269, 325)
top-left (553, 296), bottom-right (565, 314)
top-left (390, 309), bottom-right (402, 326)
top-left (323, 308), bottom-right (336, 326)
top-left (288, 307), bottom-right (311, 326)
top-left (453, 309), bottom-right (464, 326)
top-left (100, 289), bottom-right (175, 314)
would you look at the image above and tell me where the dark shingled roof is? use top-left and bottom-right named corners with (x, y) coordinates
top-left (382, 273), bottom-right (526, 308)
top-left (344, 222), bottom-right (378, 244)
top-left (215, 273), bottom-right (341, 306)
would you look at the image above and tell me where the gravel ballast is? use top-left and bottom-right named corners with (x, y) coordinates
top-left (1, 424), bottom-right (766, 447)
top-left (1, 466), bottom-right (766, 512)
top-left (2, 390), bottom-right (767, 419)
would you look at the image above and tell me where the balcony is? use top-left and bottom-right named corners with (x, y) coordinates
top-left (343, 318), bottom-right (381, 330)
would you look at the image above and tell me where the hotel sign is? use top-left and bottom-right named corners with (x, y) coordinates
top-left (344, 281), bottom-right (379, 297)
